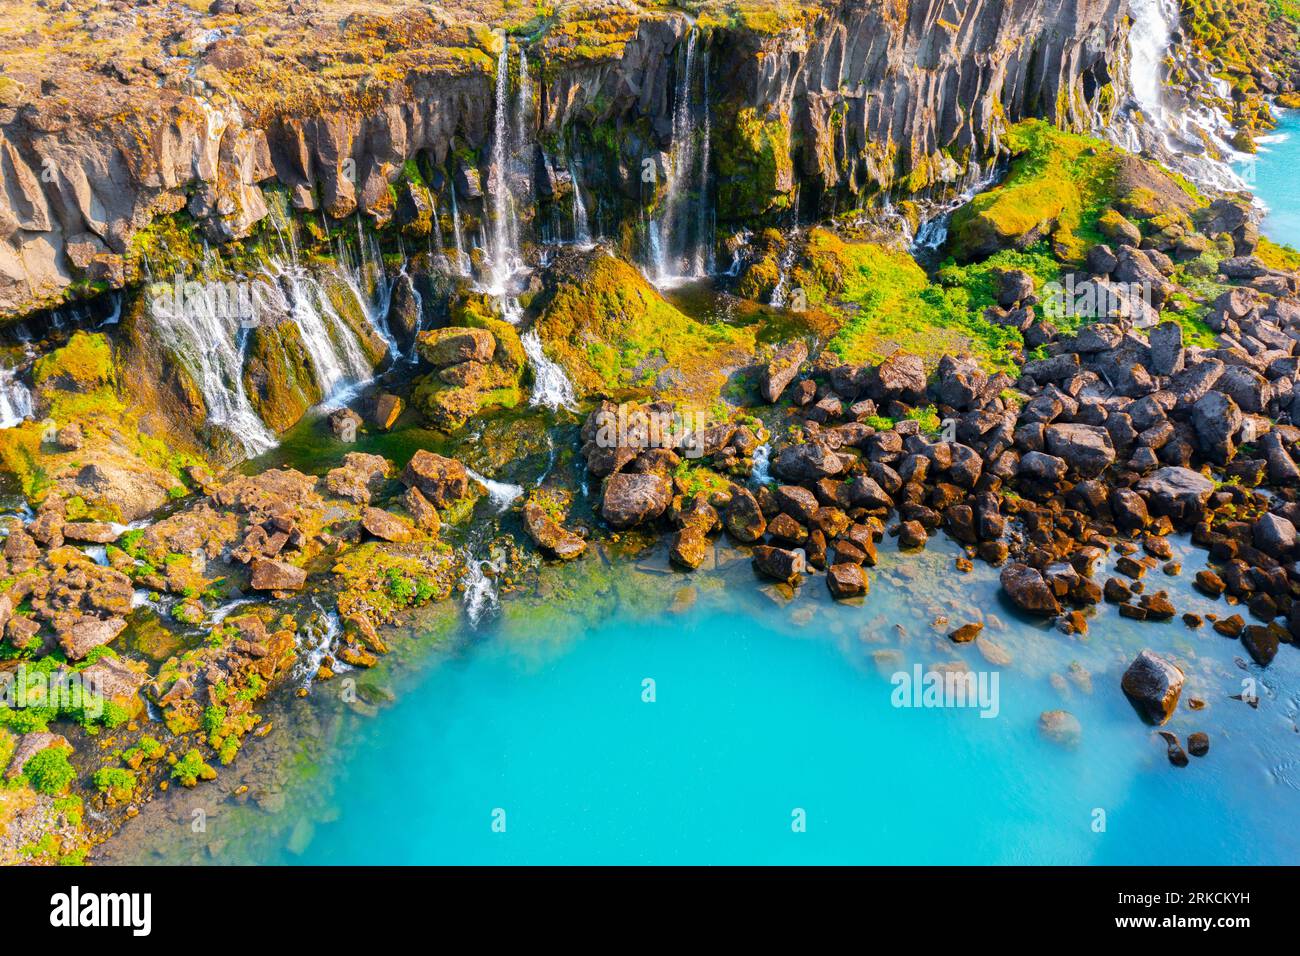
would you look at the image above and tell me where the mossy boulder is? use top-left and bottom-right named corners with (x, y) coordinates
top-left (410, 300), bottom-right (525, 431)
top-left (532, 248), bottom-right (753, 402)
top-left (948, 120), bottom-right (1121, 264)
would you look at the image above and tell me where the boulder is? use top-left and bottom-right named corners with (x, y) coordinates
top-left (999, 563), bottom-right (1060, 616)
top-left (1148, 321), bottom-right (1185, 376)
top-left (1038, 710), bottom-right (1082, 747)
top-left (360, 507), bottom-right (413, 543)
top-left (1254, 512), bottom-right (1297, 559)
top-left (1136, 467), bottom-right (1214, 523)
top-left (416, 327), bottom-right (495, 366)
top-left (600, 472), bottom-right (671, 528)
top-left (669, 526), bottom-right (709, 570)
top-left (723, 486), bottom-right (767, 542)
top-left (250, 558), bottom-right (307, 592)
top-left (1120, 650), bottom-right (1184, 724)
top-left (522, 500), bottom-right (586, 560)
top-left (826, 563), bottom-right (868, 599)
top-left (57, 616), bottom-right (127, 660)
top-left (773, 443), bottom-right (844, 481)
top-left (400, 450), bottom-right (471, 507)
top-left (760, 341), bottom-right (807, 402)
top-left (752, 545), bottom-right (806, 584)
top-left (1045, 423), bottom-right (1115, 478)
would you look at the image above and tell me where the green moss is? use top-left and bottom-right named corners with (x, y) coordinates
top-left (22, 745), bottom-right (76, 796)
top-left (714, 107), bottom-right (794, 218)
top-left (807, 230), bottom-right (1025, 371)
top-left (92, 767), bottom-right (137, 801)
top-left (949, 120), bottom-right (1119, 264)
top-left (170, 748), bottom-right (217, 788)
top-left (534, 252), bottom-right (753, 402)
top-left (32, 331), bottom-right (115, 393)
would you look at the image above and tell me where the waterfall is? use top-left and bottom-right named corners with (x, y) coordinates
top-left (485, 40), bottom-right (523, 296)
top-left (0, 366), bottom-right (33, 429)
top-left (650, 30), bottom-right (713, 285)
top-left (399, 265), bottom-right (425, 363)
top-left (449, 186), bottom-right (470, 276)
top-left (1112, 0), bottom-right (1248, 191)
top-left (515, 47), bottom-right (532, 151)
top-left (262, 258), bottom-right (376, 403)
top-left (768, 234), bottom-right (800, 308)
top-left (461, 552), bottom-right (499, 626)
top-left (148, 275), bottom-right (278, 456)
top-left (750, 443), bottom-right (771, 485)
top-left (522, 329), bottom-right (577, 410)
top-left (910, 162), bottom-right (1001, 256)
top-left (466, 467), bottom-right (524, 511)
top-left (569, 157), bottom-right (593, 247)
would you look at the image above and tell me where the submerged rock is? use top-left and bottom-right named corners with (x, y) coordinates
top-left (999, 563), bottom-right (1060, 616)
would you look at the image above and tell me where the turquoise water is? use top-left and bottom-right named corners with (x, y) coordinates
top-left (1240, 107), bottom-right (1300, 248)
top-left (212, 533), bottom-right (1299, 865)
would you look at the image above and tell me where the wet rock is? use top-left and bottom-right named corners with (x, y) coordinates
top-left (522, 499), bottom-right (585, 561)
top-left (949, 622), bottom-right (982, 643)
top-left (1121, 650), bottom-right (1184, 724)
top-left (402, 487), bottom-right (441, 534)
top-left (723, 486), bottom-right (766, 543)
top-left (775, 485), bottom-right (820, 524)
top-left (601, 472), bottom-right (671, 529)
top-left (400, 450), bottom-right (470, 508)
top-left (897, 520), bottom-right (927, 550)
top-left (1241, 624), bottom-right (1280, 666)
top-left (1213, 614), bottom-right (1244, 637)
top-left (999, 563), bottom-right (1060, 616)
top-left (373, 393), bottom-right (403, 430)
top-left (1158, 731), bottom-right (1189, 767)
top-left (751, 546), bottom-right (806, 584)
top-left (1038, 710), bottom-right (1081, 748)
top-left (1194, 569), bottom-right (1226, 597)
top-left (826, 563), bottom-right (868, 599)
top-left (669, 526), bottom-right (709, 570)
top-left (1187, 732), bottom-right (1210, 757)
top-left (249, 559), bottom-right (307, 592)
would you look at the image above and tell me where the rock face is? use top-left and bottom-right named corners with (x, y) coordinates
top-left (0, 0), bottom-right (1130, 322)
top-left (1121, 650), bottom-right (1185, 724)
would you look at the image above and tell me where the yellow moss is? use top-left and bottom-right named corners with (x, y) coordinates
top-left (32, 331), bottom-right (115, 393)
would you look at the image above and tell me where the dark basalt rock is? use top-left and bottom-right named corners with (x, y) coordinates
top-left (1121, 650), bottom-right (1185, 724)
top-left (752, 545), bottom-right (806, 584)
top-left (601, 472), bottom-right (672, 529)
top-left (999, 563), bottom-right (1060, 616)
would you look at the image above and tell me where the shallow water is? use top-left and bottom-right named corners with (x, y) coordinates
top-left (118, 528), bottom-right (1300, 865)
top-left (1239, 107), bottom-right (1300, 248)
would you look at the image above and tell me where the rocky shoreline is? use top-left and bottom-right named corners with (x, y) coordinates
top-left (1, 0), bottom-right (1299, 864)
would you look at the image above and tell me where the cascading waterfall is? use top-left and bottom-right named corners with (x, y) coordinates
top-left (0, 366), bottom-right (33, 429)
top-left (485, 41), bottom-right (523, 296)
top-left (768, 232), bottom-right (801, 308)
top-left (466, 467), bottom-right (524, 511)
top-left (449, 186), bottom-right (470, 276)
top-left (750, 443), bottom-right (771, 486)
top-left (910, 162), bottom-right (1001, 257)
top-left (1111, 0), bottom-right (1248, 190)
top-left (399, 265), bottom-right (426, 363)
top-left (261, 257), bottom-right (376, 404)
top-left (569, 156), bottom-right (593, 247)
top-left (522, 329), bottom-right (578, 410)
top-left (148, 276), bottom-right (278, 456)
top-left (475, 35), bottom-right (579, 408)
top-left (650, 30), bottom-right (714, 285)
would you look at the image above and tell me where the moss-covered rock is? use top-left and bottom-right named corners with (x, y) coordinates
top-left (532, 248), bottom-right (753, 403)
top-left (242, 318), bottom-right (324, 433)
top-left (714, 106), bottom-right (795, 219)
